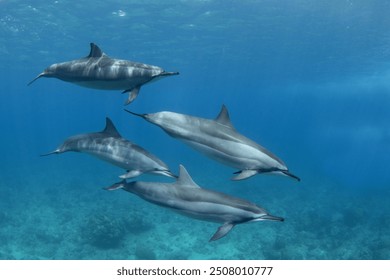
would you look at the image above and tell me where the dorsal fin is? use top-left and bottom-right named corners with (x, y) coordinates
top-left (102, 117), bottom-right (121, 138)
top-left (88, 43), bottom-right (106, 58)
top-left (176, 165), bottom-right (201, 188)
top-left (215, 104), bottom-right (235, 129)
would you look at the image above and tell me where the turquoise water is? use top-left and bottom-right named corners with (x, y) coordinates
top-left (1, 0), bottom-right (389, 259)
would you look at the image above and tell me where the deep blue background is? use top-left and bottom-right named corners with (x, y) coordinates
top-left (0, 0), bottom-right (389, 259)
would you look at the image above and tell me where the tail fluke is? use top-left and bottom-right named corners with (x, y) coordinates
top-left (280, 170), bottom-right (300, 181)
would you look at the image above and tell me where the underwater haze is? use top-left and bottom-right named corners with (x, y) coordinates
top-left (1, 0), bottom-right (390, 259)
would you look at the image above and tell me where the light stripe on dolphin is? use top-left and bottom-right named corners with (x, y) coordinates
top-left (42, 118), bottom-right (176, 179)
top-left (125, 105), bottom-right (300, 181)
top-left (28, 43), bottom-right (179, 105)
top-left (106, 165), bottom-right (283, 241)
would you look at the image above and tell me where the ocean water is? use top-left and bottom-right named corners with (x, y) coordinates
top-left (0, 0), bottom-right (389, 260)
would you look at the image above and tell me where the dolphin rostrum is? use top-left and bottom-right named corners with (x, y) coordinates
top-left (42, 118), bottom-right (176, 179)
top-left (28, 43), bottom-right (179, 105)
top-left (106, 165), bottom-right (283, 241)
top-left (125, 105), bottom-right (300, 181)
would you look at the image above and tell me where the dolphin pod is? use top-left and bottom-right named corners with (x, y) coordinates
top-left (42, 118), bottom-right (176, 179)
top-left (28, 43), bottom-right (179, 105)
top-left (106, 164), bottom-right (283, 241)
top-left (125, 105), bottom-right (300, 181)
top-left (33, 43), bottom-right (299, 241)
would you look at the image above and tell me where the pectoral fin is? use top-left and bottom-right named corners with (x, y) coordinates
top-left (123, 86), bottom-right (141, 105)
top-left (209, 223), bottom-right (235, 242)
top-left (119, 170), bottom-right (143, 179)
top-left (231, 169), bottom-right (258, 180)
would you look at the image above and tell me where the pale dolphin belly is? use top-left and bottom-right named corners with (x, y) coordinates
top-left (168, 201), bottom-right (258, 224)
top-left (73, 80), bottom-right (142, 90)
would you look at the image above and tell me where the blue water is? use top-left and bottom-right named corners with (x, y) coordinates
top-left (1, 0), bottom-right (389, 259)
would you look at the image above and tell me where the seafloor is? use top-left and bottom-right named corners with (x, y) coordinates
top-left (1, 156), bottom-right (388, 260)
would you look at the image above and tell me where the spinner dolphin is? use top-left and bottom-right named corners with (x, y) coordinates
top-left (28, 43), bottom-right (179, 105)
top-left (106, 165), bottom-right (283, 241)
top-left (42, 118), bottom-right (176, 179)
top-left (126, 105), bottom-right (299, 181)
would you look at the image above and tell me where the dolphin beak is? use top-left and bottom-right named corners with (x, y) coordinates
top-left (103, 180), bottom-right (127, 191)
top-left (40, 149), bottom-right (61, 157)
top-left (124, 109), bottom-right (148, 119)
top-left (27, 72), bottom-right (45, 86)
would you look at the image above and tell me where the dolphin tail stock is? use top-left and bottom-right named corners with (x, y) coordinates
top-left (160, 71), bottom-right (179, 77)
top-left (27, 73), bottom-right (45, 86)
top-left (280, 170), bottom-right (301, 181)
top-left (103, 180), bottom-right (127, 191)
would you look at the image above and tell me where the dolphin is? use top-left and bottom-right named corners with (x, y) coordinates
top-left (125, 105), bottom-right (300, 181)
top-left (106, 165), bottom-right (283, 241)
top-left (28, 43), bottom-right (179, 105)
top-left (42, 117), bottom-right (176, 179)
